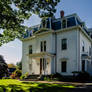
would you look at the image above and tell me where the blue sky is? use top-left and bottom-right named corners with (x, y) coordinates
top-left (0, 0), bottom-right (92, 64)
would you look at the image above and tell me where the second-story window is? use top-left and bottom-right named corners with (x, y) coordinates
top-left (29, 45), bottom-right (32, 54)
top-left (89, 47), bottom-right (91, 56)
top-left (82, 41), bottom-right (85, 52)
top-left (62, 39), bottom-right (67, 50)
top-left (44, 41), bottom-right (46, 52)
top-left (40, 41), bottom-right (46, 52)
top-left (41, 41), bottom-right (43, 52)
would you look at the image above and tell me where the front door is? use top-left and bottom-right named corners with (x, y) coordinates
top-left (40, 58), bottom-right (42, 74)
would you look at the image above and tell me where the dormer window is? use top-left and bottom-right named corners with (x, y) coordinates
top-left (67, 17), bottom-right (76, 27)
top-left (62, 19), bottom-right (66, 28)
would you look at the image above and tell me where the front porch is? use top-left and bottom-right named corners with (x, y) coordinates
top-left (27, 52), bottom-right (55, 75)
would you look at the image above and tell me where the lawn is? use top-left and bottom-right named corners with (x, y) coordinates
top-left (0, 79), bottom-right (75, 92)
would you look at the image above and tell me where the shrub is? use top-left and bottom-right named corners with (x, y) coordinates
top-left (52, 73), bottom-right (63, 80)
top-left (76, 71), bottom-right (90, 82)
top-left (43, 76), bottom-right (51, 81)
top-left (11, 69), bottom-right (22, 79)
top-left (20, 72), bottom-right (29, 80)
top-left (10, 73), bottom-right (16, 79)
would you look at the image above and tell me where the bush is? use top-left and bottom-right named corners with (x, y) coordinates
top-left (14, 69), bottom-right (22, 78)
top-left (20, 72), bottom-right (29, 80)
top-left (43, 76), bottom-right (51, 81)
top-left (10, 69), bottom-right (22, 79)
top-left (10, 73), bottom-right (16, 79)
top-left (52, 73), bottom-right (63, 80)
top-left (76, 71), bottom-right (90, 82)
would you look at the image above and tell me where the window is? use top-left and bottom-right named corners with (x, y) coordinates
top-left (82, 60), bottom-right (85, 72)
top-left (29, 45), bottom-right (32, 54)
top-left (89, 47), bottom-right (91, 56)
top-left (52, 21), bottom-right (61, 30)
top-left (62, 19), bottom-right (66, 28)
top-left (67, 17), bottom-right (76, 27)
top-left (62, 39), bottom-right (67, 50)
top-left (82, 41), bottom-right (85, 52)
top-left (44, 41), bottom-right (46, 52)
top-left (40, 41), bottom-right (46, 52)
top-left (41, 41), bottom-right (43, 52)
top-left (61, 61), bottom-right (67, 72)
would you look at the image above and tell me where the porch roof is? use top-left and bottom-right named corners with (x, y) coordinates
top-left (27, 52), bottom-right (55, 58)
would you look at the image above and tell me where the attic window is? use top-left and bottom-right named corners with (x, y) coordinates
top-left (67, 17), bottom-right (76, 27)
top-left (62, 19), bottom-right (66, 28)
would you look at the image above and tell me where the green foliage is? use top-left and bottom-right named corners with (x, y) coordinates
top-left (14, 69), bottom-right (22, 78)
top-left (0, 79), bottom-right (75, 92)
top-left (20, 72), bottom-right (29, 80)
top-left (76, 71), bottom-right (90, 82)
top-left (16, 61), bottom-right (22, 70)
top-left (43, 76), bottom-right (51, 81)
top-left (0, 0), bottom-right (60, 46)
top-left (52, 73), bottom-right (63, 81)
top-left (0, 55), bottom-right (8, 79)
top-left (10, 72), bottom-right (16, 79)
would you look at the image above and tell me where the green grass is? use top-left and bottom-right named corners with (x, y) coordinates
top-left (0, 79), bottom-right (75, 92)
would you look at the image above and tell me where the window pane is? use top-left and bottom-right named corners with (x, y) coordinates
top-left (61, 61), bottom-right (67, 72)
top-left (62, 19), bottom-right (66, 28)
top-left (67, 17), bottom-right (76, 27)
top-left (44, 41), bottom-right (46, 52)
top-left (62, 39), bottom-right (67, 50)
top-left (40, 41), bottom-right (43, 52)
top-left (52, 21), bottom-right (61, 30)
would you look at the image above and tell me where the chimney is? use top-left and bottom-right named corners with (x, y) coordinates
top-left (60, 10), bottom-right (64, 18)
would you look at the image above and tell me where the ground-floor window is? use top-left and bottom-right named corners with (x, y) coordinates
top-left (82, 60), bottom-right (85, 71)
top-left (61, 61), bottom-right (67, 72)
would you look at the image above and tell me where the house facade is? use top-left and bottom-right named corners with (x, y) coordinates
top-left (22, 12), bottom-right (92, 76)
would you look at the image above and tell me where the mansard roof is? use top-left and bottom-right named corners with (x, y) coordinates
top-left (23, 13), bottom-right (91, 41)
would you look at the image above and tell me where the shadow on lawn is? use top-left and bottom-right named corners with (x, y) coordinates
top-left (0, 83), bottom-right (71, 92)
top-left (1, 83), bottom-right (92, 92)
top-left (2, 82), bottom-right (92, 92)
top-left (0, 84), bottom-right (25, 92)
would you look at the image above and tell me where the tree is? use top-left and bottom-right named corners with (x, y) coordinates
top-left (0, 0), bottom-right (60, 46)
top-left (16, 61), bottom-right (22, 70)
top-left (0, 55), bottom-right (8, 78)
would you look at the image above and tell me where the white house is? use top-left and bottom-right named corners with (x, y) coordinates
top-left (21, 11), bottom-right (92, 76)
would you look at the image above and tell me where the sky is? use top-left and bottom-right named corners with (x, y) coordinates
top-left (0, 0), bottom-right (92, 64)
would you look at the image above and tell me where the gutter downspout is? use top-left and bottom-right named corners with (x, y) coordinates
top-left (55, 32), bottom-right (57, 73)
